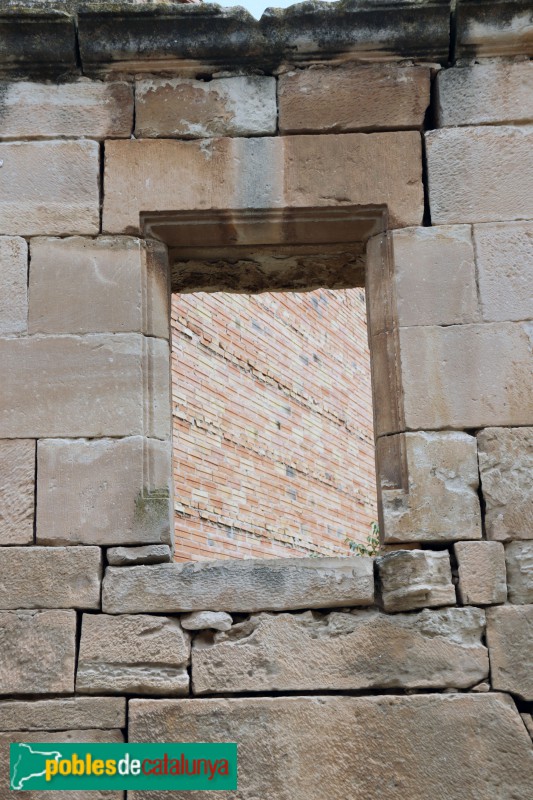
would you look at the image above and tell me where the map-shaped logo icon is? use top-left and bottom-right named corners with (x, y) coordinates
top-left (10, 743), bottom-right (63, 790)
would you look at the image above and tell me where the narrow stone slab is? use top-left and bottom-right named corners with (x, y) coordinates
top-left (0, 440), bottom-right (35, 546)
top-left (505, 542), bottom-right (533, 604)
top-left (192, 607), bottom-right (488, 694)
top-left (376, 550), bottom-right (455, 612)
top-left (0, 697), bottom-right (126, 731)
top-left (0, 610), bottom-right (76, 695)
top-left (107, 544), bottom-right (172, 566)
top-left (76, 613), bottom-right (190, 696)
top-left (182, 611), bottom-right (232, 631)
top-left (0, 236), bottom-right (27, 335)
top-left (102, 557), bottom-right (374, 614)
top-left (129, 694), bottom-right (533, 800)
top-left (487, 605), bottom-right (533, 702)
top-left (0, 546), bottom-right (101, 609)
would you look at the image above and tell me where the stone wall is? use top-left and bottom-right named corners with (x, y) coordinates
top-left (0, 1), bottom-right (532, 798)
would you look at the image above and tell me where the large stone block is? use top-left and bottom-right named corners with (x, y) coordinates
top-left (29, 237), bottom-right (169, 338)
top-left (278, 65), bottom-right (430, 134)
top-left (477, 427), bottom-right (533, 541)
top-left (36, 437), bottom-right (172, 547)
top-left (0, 440), bottom-right (35, 546)
top-left (473, 221), bottom-right (533, 323)
top-left (426, 126), bottom-right (533, 224)
top-left (0, 546), bottom-right (101, 610)
top-left (505, 542), bottom-right (533, 604)
top-left (487, 605), bottom-right (533, 701)
top-left (376, 550), bottom-right (456, 612)
top-left (0, 610), bottom-right (76, 695)
top-left (102, 557), bottom-right (374, 614)
top-left (0, 334), bottom-right (170, 439)
top-left (0, 140), bottom-right (99, 236)
top-left (377, 431), bottom-right (481, 543)
top-left (0, 697), bottom-right (126, 731)
top-left (135, 75), bottom-right (276, 138)
top-left (192, 607), bottom-right (488, 694)
top-left (0, 80), bottom-right (133, 140)
top-left (102, 133), bottom-right (423, 233)
top-left (436, 62), bottom-right (533, 127)
top-left (129, 694), bottom-right (533, 800)
top-left (0, 236), bottom-right (27, 334)
top-left (77, 613), bottom-right (190, 696)
top-left (454, 541), bottom-right (507, 605)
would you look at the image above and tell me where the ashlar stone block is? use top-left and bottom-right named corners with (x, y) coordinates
top-left (505, 542), bottom-right (533, 604)
top-left (0, 236), bottom-right (27, 334)
top-left (376, 549), bottom-right (456, 612)
top-left (487, 604), bottom-right (533, 701)
top-left (0, 440), bottom-right (35, 546)
top-left (107, 544), bottom-right (172, 566)
top-left (454, 541), bottom-right (507, 605)
top-left (0, 696), bottom-right (126, 731)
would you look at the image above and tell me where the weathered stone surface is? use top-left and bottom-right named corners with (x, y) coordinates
top-left (3, 729), bottom-right (124, 799)
top-left (102, 557), bottom-right (374, 614)
top-left (454, 541), bottom-right (507, 605)
top-left (522, 714), bottom-right (533, 741)
top-left (0, 236), bottom-right (27, 334)
top-left (455, 0), bottom-right (533, 58)
top-left (473, 221), bottom-right (533, 323)
top-left (0, 335), bottom-right (170, 439)
top-left (192, 607), bottom-right (488, 694)
top-left (487, 605), bottom-right (533, 701)
top-left (376, 550), bottom-right (456, 612)
top-left (426, 126), bottom-right (533, 224)
top-left (399, 323), bottom-right (533, 430)
top-left (0, 140), bottom-right (99, 236)
top-left (0, 610), bottom-right (76, 695)
top-left (129, 694), bottom-right (533, 800)
top-left (377, 432), bottom-right (481, 543)
top-left (182, 611), bottom-right (233, 631)
top-left (506, 542), bottom-right (533, 604)
top-left (0, 546), bottom-right (101, 609)
top-left (29, 237), bottom-right (169, 338)
top-left (437, 62), bottom-right (533, 127)
top-left (77, 613), bottom-right (190, 696)
top-left (37, 437), bottom-right (172, 546)
top-left (0, 80), bottom-right (133, 140)
top-left (103, 133), bottom-right (423, 234)
top-left (478, 427), bottom-right (533, 541)
top-left (136, 75), bottom-right (276, 138)
top-left (0, 440), bottom-right (35, 546)
top-left (107, 544), bottom-right (172, 566)
top-left (278, 64), bottom-right (430, 134)
top-left (0, 697), bottom-right (126, 731)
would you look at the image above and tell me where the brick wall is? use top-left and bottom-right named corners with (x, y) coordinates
top-left (171, 288), bottom-right (377, 561)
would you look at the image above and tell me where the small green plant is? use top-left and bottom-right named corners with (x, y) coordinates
top-left (345, 521), bottom-right (380, 557)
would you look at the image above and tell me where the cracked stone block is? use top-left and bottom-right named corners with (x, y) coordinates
top-left (454, 541), bottom-right (507, 605)
top-left (102, 557), bottom-right (374, 614)
top-left (0, 697), bottom-right (126, 731)
top-left (107, 544), bottom-right (172, 566)
top-left (478, 427), bottom-right (533, 541)
top-left (76, 613), bottom-right (190, 696)
top-left (0, 440), bottom-right (35, 546)
top-left (376, 549), bottom-right (456, 612)
top-left (0, 610), bottom-right (76, 695)
top-left (192, 607), bottom-right (488, 694)
top-left (505, 542), bottom-right (533, 604)
top-left (129, 694), bottom-right (533, 800)
top-left (0, 236), bottom-right (27, 335)
top-left (0, 546), bottom-right (101, 610)
top-left (487, 604), bottom-right (533, 702)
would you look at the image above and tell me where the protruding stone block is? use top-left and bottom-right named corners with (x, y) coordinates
top-left (377, 432), bottom-right (481, 543)
top-left (0, 610), bottom-right (76, 695)
top-left (136, 75), bottom-right (276, 138)
top-left (129, 694), bottom-right (533, 800)
top-left (37, 437), bottom-right (172, 547)
top-left (278, 65), bottom-right (430, 134)
top-left (102, 557), bottom-right (375, 614)
top-left (455, 0), bottom-right (533, 58)
top-left (477, 427), bottom-right (533, 541)
top-left (0, 80), bottom-right (133, 140)
top-left (182, 611), bottom-right (233, 632)
top-left (426, 126), bottom-right (533, 224)
top-left (0, 696), bottom-right (126, 731)
top-left (376, 550), bottom-right (456, 612)
top-left (77, 614), bottom-right (190, 696)
top-left (107, 544), bottom-right (172, 566)
top-left (0, 440), bottom-right (35, 546)
top-left (0, 546), bottom-right (102, 610)
top-left (436, 62), bottom-right (533, 127)
top-left (29, 237), bottom-right (169, 338)
top-left (487, 605), bottom-right (533, 701)
top-left (505, 542), bottom-right (533, 604)
top-left (0, 140), bottom-right (99, 236)
top-left (0, 236), bottom-right (27, 334)
top-left (192, 608), bottom-right (488, 694)
top-left (454, 541), bottom-right (507, 605)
